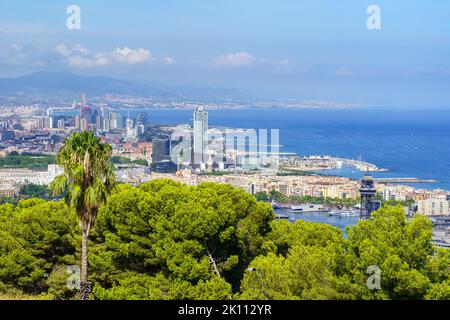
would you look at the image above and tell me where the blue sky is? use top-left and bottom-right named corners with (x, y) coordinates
top-left (1, 0), bottom-right (450, 106)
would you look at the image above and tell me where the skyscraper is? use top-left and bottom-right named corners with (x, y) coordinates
top-left (109, 112), bottom-right (124, 130)
top-left (193, 106), bottom-right (208, 166)
top-left (152, 139), bottom-right (171, 163)
top-left (135, 112), bottom-right (147, 127)
top-left (96, 115), bottom-right (104, 131)
top-left (126, 118), bottom-right (134, 129)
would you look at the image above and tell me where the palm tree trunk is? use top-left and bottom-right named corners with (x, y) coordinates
top-left (80, 227), bottom-right (90, 300)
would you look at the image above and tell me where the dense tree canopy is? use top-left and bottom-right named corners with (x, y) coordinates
top-left (89, 179), bottom-right (274, 299)
top-left (0, 180), bottom-right (449, 300)
top-left (239, 205), bottom-right (442, 300)
top-left (0, 154), bottom-right (55, 170)
top-left (0, 199), bottom-right (78, 299)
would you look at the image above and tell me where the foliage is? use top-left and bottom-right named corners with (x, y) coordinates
top-left (0, 197), bottom-right (17, 205)
top-left (89, 180), bottom-right (274, 299)
top-left (50, 131), bottom-right (116, 299)
top-left (0, 180), bottom-right (450, 300)
top-left (19, 184), bottom-right (51, 199)
top-left (258, 190), bottom-right (359, 206)
top-left (239, 205), bottom-right (449, 300)
top-left (254, 192), bottom-right (269, 202)
top-left (0, 154), bottom-right (55, 170)
top-left (111, 156), bottom-right (148, 166)
top-left (0, 199), bottom-right (79, 299)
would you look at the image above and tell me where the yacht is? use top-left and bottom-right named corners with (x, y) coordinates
top-left (290, 204), bottom-right (325, 213)
top-left (271, 200), bottom-right (281, 209)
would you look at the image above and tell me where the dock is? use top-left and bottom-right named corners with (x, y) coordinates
top-left (374, 178), bottom-right (438, 183)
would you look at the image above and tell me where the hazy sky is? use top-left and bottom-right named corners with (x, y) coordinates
top-left (1, 0), bottom-right (450, 107)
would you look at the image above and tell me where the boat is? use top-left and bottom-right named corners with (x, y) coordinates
top-left (290, 204), bottom-right (325, 213)
top-left (327, 210), bottom-right (359, 217)
top-left (275, 213), bottom-right (291, 220)
top-left (339, 212), bottom-right (359, 217)
top-left (271, 200), bottom-right (281, 209)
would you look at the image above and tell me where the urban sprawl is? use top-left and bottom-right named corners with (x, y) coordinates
top-left (1, 95), bottom-right (450, 245)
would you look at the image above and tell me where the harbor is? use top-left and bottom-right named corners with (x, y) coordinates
top-left (280, 155), bottom-right (388, 173)
top-left (273, 206), bottom-right (360, 233)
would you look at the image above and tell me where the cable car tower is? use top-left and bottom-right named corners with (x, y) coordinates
top-left (359, 174), bottom-right (380, 219)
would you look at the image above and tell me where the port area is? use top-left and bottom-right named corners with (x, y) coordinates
top-left (430, 216), bottom-right (450, 247)
top-left (272, 202), bottom-right (360, 221)
top-left (374, 177), bottom-right (438, 184)
top-left (280, 155), bottom-right (388, 172)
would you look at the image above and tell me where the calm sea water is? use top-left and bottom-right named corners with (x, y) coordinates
top-left (126, 107), bottom-right (450, 191)
top-left (274, 208), bottom-right (359, 234)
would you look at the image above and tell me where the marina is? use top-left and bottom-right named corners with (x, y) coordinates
top-left (273, 207), bottom-right (360, 233)
top-left (280, 155), bottom-right (388, 173)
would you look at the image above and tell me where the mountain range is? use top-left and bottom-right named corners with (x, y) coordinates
top-left (0, 71), bottom-right (250, 102)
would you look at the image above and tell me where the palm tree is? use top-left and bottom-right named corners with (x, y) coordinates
top-left (51, 131), bottom-right (116, 300)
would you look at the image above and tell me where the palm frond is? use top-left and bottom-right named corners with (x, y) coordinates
top-left (50, 174), bottom-right (68, 196)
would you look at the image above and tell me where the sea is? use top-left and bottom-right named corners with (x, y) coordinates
top-left (122, 107), bottom-right (450, 191)
top-left (273, 208), bottom-right (359, 234)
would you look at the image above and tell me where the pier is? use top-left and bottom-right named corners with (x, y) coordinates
top-left (333, 157), bottom-right (388, 172)
top-left (280, 155), bottom-right (388, 172)
top-left (374, 178), bottom-right (438, 184)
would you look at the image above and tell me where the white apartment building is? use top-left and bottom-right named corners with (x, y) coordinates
top-left (0, 164), bottom-right (63, 186)
top-left (417, 199), bottom-right (450, 216)
top-left (0, 183), bottom-right (20, 197)
top-left (383, 186), bottom-right (407, 201)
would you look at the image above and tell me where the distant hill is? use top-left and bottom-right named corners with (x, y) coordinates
top-left (0, 71), bottom-right (172, 97)
top-left (0, 71), bottom-right (251, 102)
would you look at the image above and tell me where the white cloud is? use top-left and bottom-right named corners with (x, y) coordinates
top-left (53, 44), bottom-right (71, 57)
top-left (67, 54), bottom-right (110, 67)
top-left (213, 52), bottom-right (257, 67)
top-left (0, 43), bottom-right (175, 69)
top-left (52, 44), bottom-right (172, 67)
top-left (0, 43), bottom-right (52, 66)
top-left (73, 44), bottom-right (89, 55)
top-left (162, 57), bottom-right (175, 65)
top-left (110, 47), bottom-right (152, 65)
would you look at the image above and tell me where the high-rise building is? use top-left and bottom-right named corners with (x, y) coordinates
top-left (135, 112), bottom-right (147, 127)
top-left (80, 118), bottom-right (88, 131)
top-left (152, 139), bottom-right (171, 163)
top-left (43, 116), bottom-right (55, 129)
top-left (74, 115), bottom-right (81, 130)
top-left (136, 124), bottom-right (145, 135)
top-left (57, 119), bottom-right (65, 130)
top-left (103, 118), bottom-right (110, 132)
top-left (193, 106), bottom-right (208, 166)
top-left (109, 112), bottom-right (124, 130)
top-left (96, 115), bottom-right (104, 131)
top-left (126, 118), bottom-right (134, 129)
